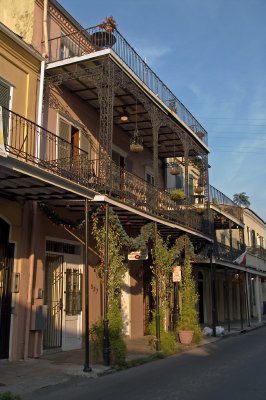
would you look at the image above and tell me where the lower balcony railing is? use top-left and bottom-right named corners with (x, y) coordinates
top-left (1, 107), bottom-right (210, 236)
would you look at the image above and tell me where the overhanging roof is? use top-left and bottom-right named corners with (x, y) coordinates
top-left (46, 50), bottom-right (210, 160)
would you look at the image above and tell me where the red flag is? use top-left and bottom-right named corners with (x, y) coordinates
top-left (233, 251), bottom-right (247, 266)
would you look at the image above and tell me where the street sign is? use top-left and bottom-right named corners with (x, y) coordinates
top-left (172, 265), bottom-right (181, 282)
top-left (128, 250), bottom-right (148, 261)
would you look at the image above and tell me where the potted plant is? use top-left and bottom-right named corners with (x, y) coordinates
top-left (177, 256), bottom-right (201, 345)
top-left (169, 163), bottom-right (181, 176)
top-left (170, 188), bottom-right (185, 202)
top-left (99, 16), bottom-right (118, 32)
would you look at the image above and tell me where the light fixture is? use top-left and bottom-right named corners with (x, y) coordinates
top-left (130, 99), bottom-right (143, 153)
top-left (120, 107), bottom-right (129, 122)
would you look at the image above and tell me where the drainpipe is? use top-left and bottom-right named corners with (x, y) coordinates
top-left (36, 60), bottom-right (45, 160)
top-left (43, 0), bottom-right (49, 59)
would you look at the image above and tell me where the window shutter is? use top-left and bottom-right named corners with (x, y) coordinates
top-left (0, 81), bottom-right (10, 108)
top-left (125, 158), bottom-right (133, 173)
top-left (58, 118), bottom-right (71, 159)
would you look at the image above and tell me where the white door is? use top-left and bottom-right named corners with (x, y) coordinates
top-left (62, 259), bottom-right (83, 351)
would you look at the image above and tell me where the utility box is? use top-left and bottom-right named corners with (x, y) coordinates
top-left (30, 305), bottom-right (47, 331)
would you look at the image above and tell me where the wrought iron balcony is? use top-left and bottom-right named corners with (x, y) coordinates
top-left (210, 185), bottom-right (243, 222)
top-left (1, 107), bottom-right (210, 235)
top-left (47, 25), bottom-right (208, 145)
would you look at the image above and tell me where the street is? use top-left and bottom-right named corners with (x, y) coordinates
top-left (23, 326), bottom-right (266, 400)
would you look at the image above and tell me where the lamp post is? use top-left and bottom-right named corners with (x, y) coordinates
top-left (83, 199), bottom-right (92, 372)
top-left (103, 203), bottom-right (110, 365)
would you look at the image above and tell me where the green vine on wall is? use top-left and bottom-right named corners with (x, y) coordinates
top-left (38, 202), bottom-right (86, 229)
top-left (39, 202), bottom-right (154, 250)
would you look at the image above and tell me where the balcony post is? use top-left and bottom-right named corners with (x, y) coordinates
top-left (103, 203), bottom-right (110, 365)
top-left (83, 199), bottom-right (92, 372)
top-left (97, 59), bottom-right (115, 161)
top-left (150, 108), bottom-right (160, 188)
top-left (184, 145), bottom-right (189, 203)
top-left (154, 222), bottom-right (161, 351)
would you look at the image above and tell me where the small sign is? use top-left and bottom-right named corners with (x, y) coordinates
top-left (172, 266), bottom-right (181, 282)
top-left (128, 250), bottom-right (148, 261)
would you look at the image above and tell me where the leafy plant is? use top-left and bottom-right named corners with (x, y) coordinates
top-left (170, 188), bottom-right (186, 201)
top-left (0, 393), bottom-right (21, 400)
top-left (99, 16), bottom-right (118, 30)
top-left (148, 314), bottom-right (179, 355)
top-left (177, 248), bottom-right (201, 343)
top-left (91, 209), bottom-right (127, 365)
top-left (89, 304), bottom-right (127, 366)
top-left (233, 192), bottom-right (250, 207)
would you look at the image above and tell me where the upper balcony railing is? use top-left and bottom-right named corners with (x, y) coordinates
top-left (210, 185), bottom-right (243, 222)
top-left (1, 107), bottom-right (210, 236)
top-left (47, 25), bottom-right (208, 145)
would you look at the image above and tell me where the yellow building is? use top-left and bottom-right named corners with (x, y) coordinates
top-left (0, 21), bottom-right (43, 359)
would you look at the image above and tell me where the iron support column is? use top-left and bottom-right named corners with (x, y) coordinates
top-left (239, 272), bottom-right (244, 331)
top-left (225, 267), bottom-right (230, 332)
top-left (103, 203), bottom-right (110, 365)
top-left (154, 222), bottom-right (160, 351)
top-left (210, 246), bottom-right (217, 336)
top-left (245, 272), bottom-right (251, 327)
top-left (83, 199), bottom-right (92, 372)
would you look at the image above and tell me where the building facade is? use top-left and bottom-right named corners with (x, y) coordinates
top-left (0, 0), bottom-right (265, 361)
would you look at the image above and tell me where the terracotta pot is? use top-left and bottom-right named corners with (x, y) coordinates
top-left (104, 23), bottom-right (113, 33)
top-left (178, 330), bottom-right (194, 345)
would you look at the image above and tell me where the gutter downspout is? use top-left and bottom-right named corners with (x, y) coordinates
top-left (43, 0), bottom-right (49, 59)
top-left (36, 60), bottom-right (45, 160)
top-left (36, 0), bottom-right (48, 160)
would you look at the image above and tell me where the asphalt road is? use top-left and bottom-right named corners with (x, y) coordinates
top-left (24, 326), bottom-right (266, 400)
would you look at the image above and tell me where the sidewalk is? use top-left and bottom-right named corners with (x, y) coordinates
top-left (0, 319), bottom-right (265, 398)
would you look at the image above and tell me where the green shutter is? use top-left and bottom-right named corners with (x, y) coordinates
top-left (0, 81), bottom-right (10, 142)
top-left (0, 81), bottom-right (10, 108)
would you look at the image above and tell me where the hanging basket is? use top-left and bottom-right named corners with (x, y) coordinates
top-left (194, 185), bottom-right (204, 194)
top-left (170, 165), bottom-right (181, 176)
top-left (130, 143), bottom-right (143, 153)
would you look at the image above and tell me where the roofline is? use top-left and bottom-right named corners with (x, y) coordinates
top-left (244, 207), bottom-right (266, 226)
top-left (50, 0), bottom-right (88, 32)
top-left (0, 21), bottom-right (44, 61)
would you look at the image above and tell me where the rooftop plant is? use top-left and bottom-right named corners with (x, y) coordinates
top-left (99, 16), bottom-right (118, 30)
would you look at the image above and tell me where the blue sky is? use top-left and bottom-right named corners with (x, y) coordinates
top-left (59, 0), bottom-right (266, 221)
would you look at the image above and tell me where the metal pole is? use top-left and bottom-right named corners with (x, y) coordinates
top-left (225, 267), bottom-right (231, 332)
top-left (245, 272), bottom-right (251, 327)
top-left (103, 203), bottom-right (110, 365)
top-left (239, 272), bottom-right (244, 331)
top-left (210, 245), bottom-right (217, 337)
top-left (83, 199), bottom-right (92, 372)
top-left (154, 222), bottom-right (160, 351)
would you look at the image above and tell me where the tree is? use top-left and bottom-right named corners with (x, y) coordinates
top-left (233, 192), bottom-right (251, 207)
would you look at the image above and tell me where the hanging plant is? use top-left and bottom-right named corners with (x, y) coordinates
top-left (38, 202), bottom-right (85, 229)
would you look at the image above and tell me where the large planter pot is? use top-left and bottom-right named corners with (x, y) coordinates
top-left (178, 330), bottom-right (194, 345)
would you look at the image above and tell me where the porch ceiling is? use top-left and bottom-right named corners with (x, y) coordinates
top-left (46, 54), bottom-right (209, 160)
top-left (0, 157), bottom-right (95, 201)
top-left (47, 197), bottom-right (212, 247)
top-left (0, 157), bottom-right (211, 245)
